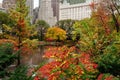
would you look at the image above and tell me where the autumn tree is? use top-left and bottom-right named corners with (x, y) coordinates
top-left (0, 11), bottom-right (15, 35)
top-left (109, 0), bottom-right (120, 32)
top-left (90, 0), bottom-right (120, 32)
top-left (35, 20), bottom-right (49, 41)
top-left (56, 19), bottom-right (77, 40)
top-left (45, 27), bottom-right (66, 41)
top-left (1, 0), bottom-right (38, 65)
top-left (71, 1), bottom-right (120, 77)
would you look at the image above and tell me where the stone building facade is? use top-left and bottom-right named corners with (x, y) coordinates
top-left (33, 7), bottom-right (39, 24)
top-left (2, 0), bottom-right (16, 10)
top-left (0, 3), bottom-right (5, 12)
top-left (51, 0), bottom-right (59, 21)
top-left (59, 0), bottom-right (94, 20)
top-left (26, 0), bottom-right (34, 23)
top-left (38, 0), bottom-right (57, 26)
top-left (0, 3), bottom-right (2, 8)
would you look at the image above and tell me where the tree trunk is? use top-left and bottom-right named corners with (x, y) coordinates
top-left (17, 34), bottom-right (21, 66)
top-left (110, 5), bottom-right (120, 32)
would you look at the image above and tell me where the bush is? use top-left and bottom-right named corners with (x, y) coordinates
top-left (8, 65), bottom-right (33, 80)
top-left (97, 73), bottom-right (120, 80)
top-left (97, 45), bottom-right (120, 76)
top-left (0, 43), bottom-right (17, 77)
top-left (34, 46), bottom-right (98, 80)
top-left (45, 27), bottom-right (66, 41)
top-left (56, 19), bottom-right (77, 40)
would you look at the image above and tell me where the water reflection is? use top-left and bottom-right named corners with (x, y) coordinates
top-left (21, 45), bottom-right (46, 66)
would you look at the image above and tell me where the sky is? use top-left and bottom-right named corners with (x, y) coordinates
top-left (0, 0), bottom-right (2, 3)
top-left (0, 0), bottom-right (39, 8)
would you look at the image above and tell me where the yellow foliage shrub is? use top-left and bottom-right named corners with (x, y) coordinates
top-left (45, 27), bottom-right (66, 41)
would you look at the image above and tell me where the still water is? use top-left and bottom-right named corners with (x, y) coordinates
top-left (21, 46), bottom-right (47, 66)
top-left (20, 42), bottom-right (74, 66)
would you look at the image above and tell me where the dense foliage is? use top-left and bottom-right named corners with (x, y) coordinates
top-left (45, 27), bottom-right (66, 41)
top-left (56, 19), bottom-right (77, 40)
top-left (34, 45), bottom-right (120, 80)
top-left (35, 20), bottom-right (49, 41)
top-left (97, 40), bottom-right (120, 76)
top-left (8, 66), bottom-right (33, 80)
top-left (0, 0), bottom-right (38, 65)
top-left (0, 11), bottom-right (15, 32)
top-left (0, 42), bottom-right (17, 77)
top-left (34, 46), bottom-right (98, 80)
top-left (0, 0), bottom-right (120, 79)
top-left (34, 1), bottom-right (120, 79)
top-left (0, 0), bottom-right (39, 79)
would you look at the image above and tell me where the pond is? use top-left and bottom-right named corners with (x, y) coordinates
top-left (21, 45), bottom-right (60, 67)
top-left (21, 46), bottom-right (46, 66)
top-left (20, 41), bottom-right (76, 67)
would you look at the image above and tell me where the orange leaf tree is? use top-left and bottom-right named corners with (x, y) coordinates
top-left (34, 46), bottom-right (98, 80)
top-left (90, 0), bottom-right (120, 33)
top-left (1, 0), bottom-right (38, 65)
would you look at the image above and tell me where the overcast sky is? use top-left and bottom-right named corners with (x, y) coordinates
top-left (0, 0), bottom-right (2, 3)
top-left (0, 0), bottom-right (39, 8)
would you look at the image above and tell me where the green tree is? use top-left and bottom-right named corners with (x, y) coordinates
top-left (0, 43), bottom-right (17, 78)
top-left (9, 66), bottom-right (33, 80)
top-left (98, 44), bottom-right (120, 76)
top-left (35, 20), bottom-right (49, 41)
top-left (72, 15), bottom-right (120, 78)
top-left (56, 19), bottom-right (77, 40)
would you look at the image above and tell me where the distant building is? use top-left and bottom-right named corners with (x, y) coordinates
top-left (0, 3), bottom-right (6, 12)
top-left (51, 0), bottom-right (59, 21)
top-left (60, 0), bottom-right (86, 4)
top-left (2, 0), bottom-right (16, 10)
top-left (33, 7), bottom-right (39, 24)
top-left (59, 0), bottom-right (94, 20)
top-left (38, 0), bottom-right (57, 26)
top-left (0, 3), bottom-right (2, 8)
top-left (59, 0), bottom-right (120, 21)
top-left (26, 0), bottom-right (34, 23)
